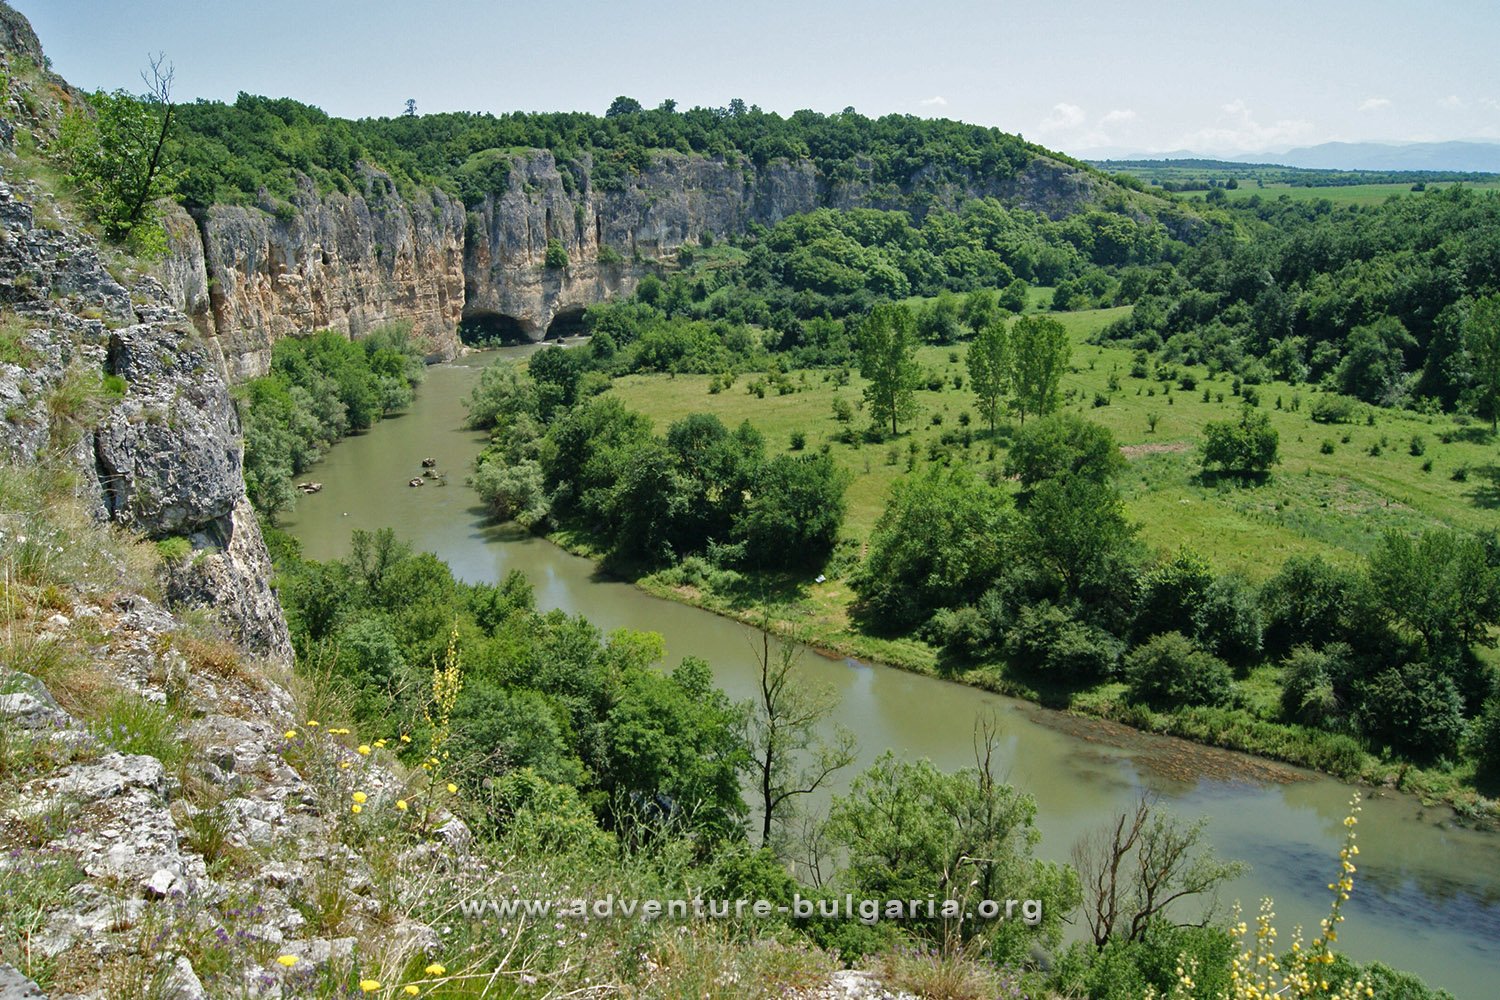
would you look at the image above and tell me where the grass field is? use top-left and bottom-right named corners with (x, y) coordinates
top-left (608, 305), bottom-right (1499, 581)
top-left (1172, 179), bottom-right (1500, 207)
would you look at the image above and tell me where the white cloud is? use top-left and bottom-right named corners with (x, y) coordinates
top-left (1439, 94), bottom-right (1463, 109)
top-left (1170, 99), bottom-right (1315, 153)
top-left (1039, 103), bottom-right (1087, 132)
top-left (1358, 97), bottom-right (1392, 112)
top-left (918, 95), bottom-right (948, 107)
top-left (1101, 108), bottom-right (1137, 124)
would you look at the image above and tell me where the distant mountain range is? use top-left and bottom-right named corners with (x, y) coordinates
top-left (1075, 140), bottom-right (1500, 173)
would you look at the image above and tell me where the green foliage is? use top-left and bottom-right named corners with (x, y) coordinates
top-left (1356, 663), bottom-right (1466, 762)
top-left (1366, 528), bottom-right (1500, 658)
top-left (1124, 632), bottom-right (1234, 709)
top-left (858, 304), bottom-right (921, 435)
top-left (1466, 697), bottom-right (1500, 786)
top-left (54, 85), bottom-right (175, 252)
top-left (1005, 412), bottom-right (1124, 488)
top-left (1464, 293), bottom-right (1500, 429)
top-left (735, 453), bottom-right (849, 571)
top-left (824, 751), bottom-right (1078, 963)
top-left (1280, 643), bottom-right (1354, 728)
top-left (1009, 314), bottom-right (1071, 424)
top-left (544, 237), bottom-right (569, 269)
top-left (965, 319), bottom-right (1009, 434)
top-left (1008, 602), bottom-right (1124, 680)
top-left (1202, 405), bottom-right (1279, 474)
top-left (154, 536), bottom-right (192, 562)
top-left (169, 93), bottom-right (1048, 209)
top-left (1101, 185), bottom-right (1500, 415)
top-left (851, 466), bottom-right (1012, 631)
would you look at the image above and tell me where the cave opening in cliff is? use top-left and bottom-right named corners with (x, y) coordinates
top-left (459, 312), bottom-right (532, 346)
top-left (545, 307), bottom-right (588, 341)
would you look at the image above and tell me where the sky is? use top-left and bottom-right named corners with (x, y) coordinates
top-left (19, 0), bottom-right (1500, 158)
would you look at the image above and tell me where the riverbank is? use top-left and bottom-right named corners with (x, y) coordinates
top-left (546, 525), bottom-right (1500, 830)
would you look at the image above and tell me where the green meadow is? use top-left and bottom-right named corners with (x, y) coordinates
top-left (608, 303), bottom-right (1499, 584)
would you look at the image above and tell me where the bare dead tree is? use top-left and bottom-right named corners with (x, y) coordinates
top-left (1072, 792), bottom-right (1246, 948)
top-left (745, 622), bottom-right (856, 851)
top-left (124, 52), bottom-right (174, 228)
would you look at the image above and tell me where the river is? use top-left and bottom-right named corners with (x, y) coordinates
top-left (282, 350), bottom-right (1500, 997)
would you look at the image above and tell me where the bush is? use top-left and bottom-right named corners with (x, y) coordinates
top-left (1201, 406), bottom-right (1278, 475)
top-left (1280, 643), bottom-right (1353, 728)
top-left (1309, 393), bottom-right (1361, 424)
top-left (1355, 663), bottom-right (1465, 762)
top-left (1008, 603), bottom-right (1124, 681)
top-left (789, 430), bottom-right (807, 451)
top-left (544, 238), bottom-right (569, 269)
top-left (1463, 697), bottom-right (1500, 785)
top-left (1124, 632), bottom-right (1233, 709)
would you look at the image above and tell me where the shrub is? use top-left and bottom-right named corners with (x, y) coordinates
top-left (789, 430), bottom-right (806, 451)
top-left (155, 536), bottom-right (193, 563)
top-left (1009, 603), bottom-right (1123, 681)
top-left (1355, 663), bottom-right (1465, 762)
top-left (543, 238), bottom-right (569, 269)
top-left (1123, 632), bottom-right (1233, 709)
top-left (1320, 439), bottom-right (1335, 455)
top-left (1309, 393), bottom-right (1361, 424)
top-left (1201, 407), bottom-right (1278, 475)
top-left (1409, 434), bottom-right (1426, 456)
top-left (1280, 643), bottom-right (1353, 728)
top-left (1466, 698), bottom-right (1500, 787)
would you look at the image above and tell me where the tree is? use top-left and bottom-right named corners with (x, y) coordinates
top-left (605, 95), bottom-right (643, 117)
top-left (600, 657), bottom-right (748, 841)
top-left (1123, 632), bottom-right (1233, 709)
top-left (858, 303), bottom-right (921, 435)
top-left (745, 627), bottom-right (856, 849)
top-left (966, 320), bottom-right (1009, 435)
top-left (1366, 528), bottom-right (1500, 659)
top-left (1009, 314), bottom-right (1071, 425)
top-left (1005, 413), bottom-right (1124, 488)
top-left (1201, 406), bottom-right (1279, 475)
top-left (823, 733), bottom-right (1078, 961)
top-left (403, 98), bottom-right (418, 117)
top-left (55, 54), bottom-right (176, 249)
top-left (735, 454), bottom-right (849, 571)
top-left (1073, 794), bottom-right (1246, 949)
top-left (1465, 294), bottom-right (1500, 431)
top-left (852, 466), bottom-right (1013, 630)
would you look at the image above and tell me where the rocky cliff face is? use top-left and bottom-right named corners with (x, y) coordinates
top-left (188, 169), bottom-right (467, 381)
top-left (0, 39), bottom-right (292, 664)
top-left (160, 139), bottom-right (1114, 377)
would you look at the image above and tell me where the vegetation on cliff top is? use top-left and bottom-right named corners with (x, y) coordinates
top-left (166, 91), bottom-right (1083, 209)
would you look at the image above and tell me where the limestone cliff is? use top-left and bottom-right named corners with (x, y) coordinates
top-left (189, 169), bottom-right (467, 381)
top-left (0, 27), bottom-right (292, 664)
top-left (166, 137), bottom-right (1122, 378)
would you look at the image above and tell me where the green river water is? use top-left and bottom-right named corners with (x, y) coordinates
top-left (283, 350), bottom-right (1500, 997)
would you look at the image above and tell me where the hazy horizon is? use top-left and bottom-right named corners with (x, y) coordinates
top-left (18, 0), bottom-right (1500, 160)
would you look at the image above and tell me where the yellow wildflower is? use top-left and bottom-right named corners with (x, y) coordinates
top-left (357, 744), bottom-right (372, 756)
top-left (276, 955), bottom-right (299, 968)
top-left (404, 988), bottom-right (420, 997)
top-left (339, 760), bottom-right (351, 770)
top-left (353, 791), bottom-right (368, 804)
top-left (400, 734), bottom-right (412, 743)
top-left (396, 799), bottom-right (409, 812)
top-left (306, 720), bottom-right (319, 727)
top-left (360, 980), bottom-right (381, 994)
top-left (351, 803), bottom-right (363, 814)
top-left (374, 739), bottom-right (387, 748)
top-left (283, 730), bottom-right (298, 740)
top-left (424, 962), bottom-right (446, 976)
top-left (446, 783), bottom-right (458, 794)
